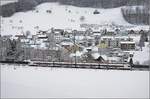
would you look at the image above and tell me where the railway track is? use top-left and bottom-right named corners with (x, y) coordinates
top-left (29, 61), bottom-right (149, 70)
top-left (0, 61), bottom-right (149, 71)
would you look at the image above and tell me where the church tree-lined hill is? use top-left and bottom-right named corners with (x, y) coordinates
top-left (0, 0), bottom-right (149, 25)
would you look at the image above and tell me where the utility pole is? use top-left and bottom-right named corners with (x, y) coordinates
top-left (73, 30), bottom-right (77, 67)
top-left (147, 4), bottom-right (150, 68)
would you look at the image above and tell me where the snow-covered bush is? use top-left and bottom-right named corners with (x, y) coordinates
top-left (80, 16), bottom-right (85, 22)
top-left (46, 10), bottom-right (52, 13)
top-left (93, 10), bottom-right (100, 14)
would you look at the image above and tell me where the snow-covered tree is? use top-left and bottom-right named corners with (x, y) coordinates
top-left (139, 33), bottom-right (145, 51)
top-left (80, 16), bottom-right (85, 22)
top-left (129, 58), bottom-right (133, 70)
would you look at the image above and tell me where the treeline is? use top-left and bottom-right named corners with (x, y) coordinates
top-left (0, 0), bottom-right (149, 24)
top-left (121, 6), bottom-right (149, 25)
top-left (0, 0), bottom-right (38, 17)
top-left (58, 0), bottom-right (149, 8)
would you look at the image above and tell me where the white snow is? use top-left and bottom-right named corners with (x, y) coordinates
top-left (120, 41), bottom-right (135, 44)
top-left (0, 2), bottom-right (139, 36)
top-left (1, 64), bottom-right (149, 98)
top-left (125, 42), bottom-right (150, 65)
top-left (0, 0), bottom-right (18, 6)
top-left (70, 51), bottom-right (83, 57)
top-left (92, 53), bottom-right (120, 62)
top-left (60, 42), bottom-right (74, 46)
top-left (129, 35), bottom-right (141, 43)
top-left (92, 53), bottom-right (100, 59)
top-left (132, 43), bottom-right (150, 65)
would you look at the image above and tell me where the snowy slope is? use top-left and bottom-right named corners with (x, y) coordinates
top-left (1, 64), bottom-right (149, 98)
top-left (0, 0), bottom-right (18, 6)
top-left (1, 3), bottom-right (134, 36)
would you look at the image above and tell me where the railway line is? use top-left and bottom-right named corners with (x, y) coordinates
top-left (0, 61), bottom-right (149, 71)
top-left (32, 61), bottom-right (149, 70)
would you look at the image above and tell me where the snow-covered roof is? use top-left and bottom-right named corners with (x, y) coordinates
top-left (75, 36), bottom-right (84, 41)
top-left (101, 36), bottom-right (114, 39)
top-left (93, 33), bottom-right (101, 36)
top-left (101, 55), bottom-right (108, 60)
top-left (20, 39), bottom-right (29, 43)
top-left (30, 45), bottom-right (37, 48)
top-left (86, 36), bottom-right (94, 40)
top-left (60, 42), bottom-right (74, 46)
top-left (92, 53), bottom-right (100, 59)
top-left (115, 36), bottom-right (129, 39)
top-left (128, 26), bottom-right (150, 31)
top-left (91, 53), bottom-right (108, 60)
top-left (108, 57), bottom-right (120, 62)
top-left (120, 41), bottom-right (135, 44)
top-left (92, 46), bottom-right (99, 52)
top-left (70, 51), bottom-right (83, 57)
top-left (101, 36), bottom-right (131, 41)
top-left (38, 34), bottom-right (47, 38)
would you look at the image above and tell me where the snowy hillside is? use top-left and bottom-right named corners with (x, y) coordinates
top-left (0, 0), bottom-right (18, 6)
top-left (0, 3), bottom-right (136, 36)
top-left (1, 64), bottom-right (149, 98)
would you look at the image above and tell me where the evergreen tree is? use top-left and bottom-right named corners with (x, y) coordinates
top-left (16, 0), bottom-right (38, 11)
top-left (129, 58), bottom-right (133, 70)
top-left (139, 33), bottom-right (145, 51)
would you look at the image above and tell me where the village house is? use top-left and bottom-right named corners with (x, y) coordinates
top-left (120, 41), bottom-right (136, 50)
top-left (0, 36), bottom-right (8, 61)
top-left (53, 29), bottom-right (64, 42)
top-left (100, 35), bottom-right (132, 48)
top-left (100, 36), bottom-right (115, 48)
top-left (0, 25), bottom-right (148, 64)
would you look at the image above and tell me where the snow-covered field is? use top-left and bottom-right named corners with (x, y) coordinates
top-left (1, 2), bottom-right (149, 36)
top-left (1, 64), bottom-right (149, 98)
top-left (0, 2), bottom-right (149, 98)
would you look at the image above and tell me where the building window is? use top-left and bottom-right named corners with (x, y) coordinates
top-left (121, 44), bottom-right (127, 50)
top-left (129, 44), bottom-right (135, 49)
